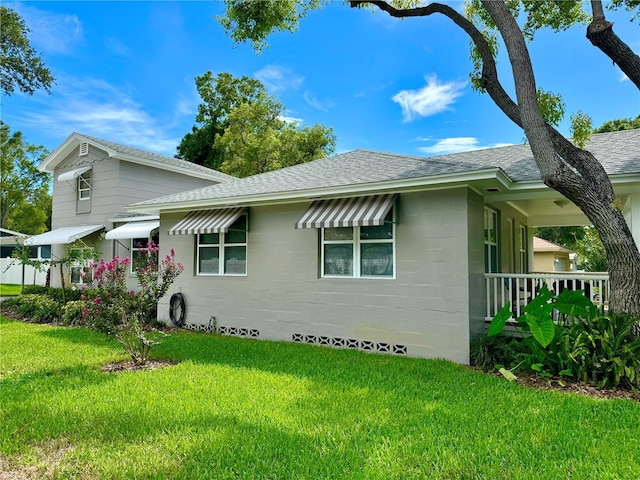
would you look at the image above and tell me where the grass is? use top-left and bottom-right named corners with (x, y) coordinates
top-left (0, 284), bottom-right (22, 296)
top-left (1, 317), bottom-right (640, 479)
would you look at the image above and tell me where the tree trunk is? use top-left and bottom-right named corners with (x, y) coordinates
top-left (480, 0), bottom-right (640, 319)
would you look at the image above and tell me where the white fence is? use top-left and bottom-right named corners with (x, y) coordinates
top-left (0, 258), bottom-right (48, 286)
top-left (484, 272), bottom-right (610, 320)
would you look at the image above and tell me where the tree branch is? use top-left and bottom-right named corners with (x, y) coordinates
top-left (350, 0), bottom-right (614, 201)
top-left (587, 0), bottom-right (640, 89)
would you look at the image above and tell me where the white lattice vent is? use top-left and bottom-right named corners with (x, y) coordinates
top-left (79, 142), bottom-right (89, 156)
top-left (292, 333), bottom-right (407, 355)
top-left (217, 326), bottom-right (260, 338)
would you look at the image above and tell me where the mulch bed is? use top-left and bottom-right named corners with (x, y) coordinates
top-left (492, 370), bottom-right (640, 401)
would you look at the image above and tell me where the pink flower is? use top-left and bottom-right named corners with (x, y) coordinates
top-left (93, 297), bottom-right (102, 305)
top-left (129, 290), bottom-right (135, 296)
top-left (170, 248), bottom-right (175, 256)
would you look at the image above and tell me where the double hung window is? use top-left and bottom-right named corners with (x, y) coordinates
top-left (484, 207), bottom-right (499, 273)
top-left (322, 209), bottom-right (394, 278)
top-left (131, 232), bottom-right (159, 273)
top-left (76, 170), bottom-right (92, 213)
top-left (197, 214), bottom-right (247, 275)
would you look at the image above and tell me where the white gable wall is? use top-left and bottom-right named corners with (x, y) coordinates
top-left (157, 188), bottom-right (483, 364)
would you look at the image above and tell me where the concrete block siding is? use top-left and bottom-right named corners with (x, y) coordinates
top-left (158, 188), bottom-right (483, 364)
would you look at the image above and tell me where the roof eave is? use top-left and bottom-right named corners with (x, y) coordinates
top-left (38, 133), bottom-right (118, 173)
top-left (127, 167), bottom-right (509, 215)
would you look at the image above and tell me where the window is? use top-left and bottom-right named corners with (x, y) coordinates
top-left (69, 248), bottom-right (94, 284)
top-left (197, 214), bottom-right (247, 275)
top-left (321, 209), bottom-right (394, 278)
top-left (76, 170), bottom-right (91, 213)
top-left (519, 225), bottom-right (528, 273)
top-left (131, 232), bottom-right (159, 273)
top-left (484, 207), bottom-right (499, 273)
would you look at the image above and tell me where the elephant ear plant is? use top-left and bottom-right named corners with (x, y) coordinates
top-left (486, 285), bottom-right (640, 389)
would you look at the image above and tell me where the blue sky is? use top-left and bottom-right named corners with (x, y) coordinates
top-left (2, 1), bottom-right (639, 160)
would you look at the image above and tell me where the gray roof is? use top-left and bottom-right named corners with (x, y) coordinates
top-left (132, 129), bottom-right (640, 208)
top-left (75, 133), bottom-right (235, 183)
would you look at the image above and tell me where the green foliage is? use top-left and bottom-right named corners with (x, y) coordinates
top-left (22, 285), bottom-right (83, 303)
top-left (6, 294), bottom-right (60, 323)
top-left (470, 332), bottom-right (517, 371)
top-left (593, 114), bottom-right (640, 133)
top-left (0, 6), bottom-right (54, 95)
top-left (536, 88), bottom-right (565, 127)
top-left (219, 0), bottom-right (326, 52)
top-left (0, 122), bottom-right (51, 233)
top-left (216, 92), bottom-right (336, 177)
top-left (487, 287), bottom-right (640, 388)
top-left (573, 226), bottom-right (607, 272)
top-left (61, 300), bottom-right (86, 326)
top-left (178, 72), bottom-right (336, 176)
top-left (569, 111), bottom-right (592, 147)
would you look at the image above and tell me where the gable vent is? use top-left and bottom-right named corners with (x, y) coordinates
top-left (79, 142), bottom-right (89, 156)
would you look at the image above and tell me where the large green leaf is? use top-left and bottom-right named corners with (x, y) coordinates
top-left (487, 303), bottom-right (513, 337)
top-left (554, 289), bottom-right (597, 320)
top-left (523, 284), bottom-right (554, 317)
top-left (526, 313), bottom-right (555, 348)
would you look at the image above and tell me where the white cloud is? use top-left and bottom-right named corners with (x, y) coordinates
top-left (254, 65), bottom-right (304, 93)
top-left (392, 75), bottom-right (466, 122)
top-left (14, 3), bottom-right (83, 55)
top-left (16, 76), bottom-right (182, 156)
top-left (302, 91), bottom-right (333, 112)
top-left (279, 114), bottom-right (303, 125)
top-left (418, 137), bottom-right (513, 155)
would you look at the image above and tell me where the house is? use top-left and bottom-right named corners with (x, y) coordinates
top-left (532, 237), bottom-right (577, 272)
top-left (24, 133), bottom-right (234, 288)
top-left (125, 129), bottom-right (640, 364)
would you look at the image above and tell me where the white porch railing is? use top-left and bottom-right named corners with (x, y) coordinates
top-left (484, 272), bottom-right (610, 320)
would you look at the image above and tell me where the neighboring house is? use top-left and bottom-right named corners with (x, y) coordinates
top-left (24, 133), bottom-right (234, 289)
top-left (128, 129), bottom-right (640, 365)
top-left (532, 237), bottom-right (576, 272)
top-left (0, 228), bottom-right (50, 285)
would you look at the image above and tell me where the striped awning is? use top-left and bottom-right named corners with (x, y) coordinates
top-left (169, 207), bottom-right (246, 235)
top-left (295, 194), bottom-right (396, 229)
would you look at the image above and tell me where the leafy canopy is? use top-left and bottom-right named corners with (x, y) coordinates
top-left (0, 122), bottom-right (51, 234)
top-left (178, 72), bottom-right (335, 177)
top-left (0, 6), bottom-right (54, 95)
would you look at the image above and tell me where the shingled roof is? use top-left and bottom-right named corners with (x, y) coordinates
top-left (131, 129), bottom-right (640, 210)
top-left (39, 132), bottom-right (235, 183)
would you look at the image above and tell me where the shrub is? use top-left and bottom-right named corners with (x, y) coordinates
top-left (11, 294), bottom-right (61, 324)
top-left (470, 334), bottom-right (517, 372)
top-left (61, 300), bottom-right (88, 326)
top-left (487, 287), bottom-right (640, 389)
top-left (22, 285), bottom-right (83, 303)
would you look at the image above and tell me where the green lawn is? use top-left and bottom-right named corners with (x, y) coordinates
top-left (0, 284), bottom-right (22, 296)
top-left (1, 317), bottom-right (639, 479)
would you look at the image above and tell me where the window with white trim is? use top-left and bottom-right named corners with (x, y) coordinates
top-left (519, 225), bottom-right (528, 273)
top-left (321, 209), bottom-right (395, 278)
top-left (484, 207), bottom-right (499, 273)
top-left (197, 214), bottom-right (247, 275)
top-left (76, 170), bottom-right (92, 213)
top-left (131, 232), bottom-right (159, 273)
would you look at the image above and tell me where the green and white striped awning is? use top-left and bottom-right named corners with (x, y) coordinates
top-left (295, 194), bottom-right (395, 229)
top-left (169, 207), bottom-right (246, 235)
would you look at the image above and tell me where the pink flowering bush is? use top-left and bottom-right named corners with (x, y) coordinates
top-left (74, 243), bottom-right (184, 364)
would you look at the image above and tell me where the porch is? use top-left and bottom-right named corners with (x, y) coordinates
top-left (484, 272), bottom-right (610, 320)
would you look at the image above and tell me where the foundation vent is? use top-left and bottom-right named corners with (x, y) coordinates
top-left (292, 333), bottom-right (407, 355)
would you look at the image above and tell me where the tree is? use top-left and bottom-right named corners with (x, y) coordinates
top-left (179, 71), bottom-right (336, 177)
top-left (594, 114), bottom-right (640, 133)
top-left (177, 72), bottom-right (265, 169)
top-left (217, 0), bottom-right (640, 320)
top-left (216, 92), bottom-right (336, 177)
top-left (0, 122), bottom-right (51, 234)
top-left (0, 6), bottom-right (54, 96)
